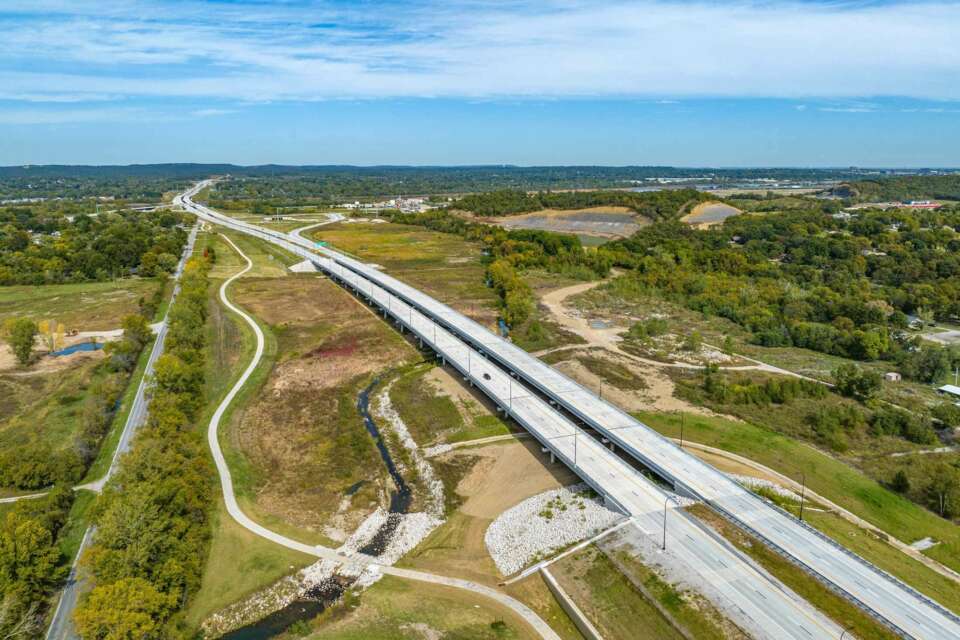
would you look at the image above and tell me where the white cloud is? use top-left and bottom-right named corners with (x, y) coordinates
top-left (1, 1), bottom-right (959, 103)
top-left (191, 108), bottom-right (235, 117)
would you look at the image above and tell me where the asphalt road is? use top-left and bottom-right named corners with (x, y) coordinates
top-left (179, 179), bottom-right (960, 640)
top-left (44, 225), bottom-right (198, 640)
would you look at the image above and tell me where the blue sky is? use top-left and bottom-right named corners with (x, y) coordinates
top-left (1, 0), bottom-right (959, 166)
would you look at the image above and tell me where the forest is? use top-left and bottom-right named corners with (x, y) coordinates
top-left (601, 204), bottom-right (960, 383)
top-left (451, 188), bottom-right (710, 220)
top-left (0, 206), bottom-right (187, 285)
top-left (74, 251), bottom-right (215, 638)
top-left (834, 174), bottom-right (960, 202)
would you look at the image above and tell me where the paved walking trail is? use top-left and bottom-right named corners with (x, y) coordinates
top-left (211, 233), bottom-right (561, 639)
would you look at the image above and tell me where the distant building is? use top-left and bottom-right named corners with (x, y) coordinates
top-left (884, 372), bottom-right (902, 382)
top-left (904, 200), bottom-right (942, 209)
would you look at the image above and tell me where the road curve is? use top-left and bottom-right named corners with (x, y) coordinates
top-left (210, 232), bottom-right (561, 640)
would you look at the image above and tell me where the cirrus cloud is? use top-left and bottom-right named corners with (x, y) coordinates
top-left (1, 0), bottom-right (959, 105)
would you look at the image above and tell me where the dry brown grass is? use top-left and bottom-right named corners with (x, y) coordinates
top-left (228, 275), bottom-right (418, 539)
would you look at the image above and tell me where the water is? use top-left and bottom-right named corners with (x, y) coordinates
top-left (220, 580), bottom-right (348, 640)
top-left (225, 379), bottom-right (411, 638)
top-left (51, 341), bottom-right (103, 357)
top-left (356, 378), bottom-right (413, 556)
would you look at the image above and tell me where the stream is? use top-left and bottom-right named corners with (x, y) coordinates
top-left (222, 379), bottom-right (412, 639)
top-left (355, 378), bottom-right (413, 555)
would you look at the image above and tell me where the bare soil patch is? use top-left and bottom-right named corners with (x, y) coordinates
top-left (403, 440), bottom-right (577, 585)
top-left (681, 201), bottom-right (742, 227)
top-left (483, 207), bottom-right (647, 239)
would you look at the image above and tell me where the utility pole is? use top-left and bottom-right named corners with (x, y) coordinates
top-left (662, 497), bottom-right (669, 551)
top-left (799, 472), bottom-right (807, 522)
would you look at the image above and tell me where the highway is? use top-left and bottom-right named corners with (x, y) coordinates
top-left (180, 183), bottom-right (849, 640)
top-left (276, 208), bottom-right (960, 640)
top-left (179, 180), bottom-right (960, 639)
top-left (45, 225), bottom-right (198, 640)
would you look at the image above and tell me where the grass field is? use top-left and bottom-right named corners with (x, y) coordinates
top-left (203, 229), bottom-right (418, 548)
top-left (0, 278), bottom-right (162, 331)
top-left (183, 498), bottom-right (315, 629)
top-left (389, 364), bottom-right (465, 446)
top-left (0, 355), bottom-right (109, 457)
top-left (308, 222), bottom-right (499, 323)
top-left (571, 285), bottom-right (944, 409)
top-left (552, 547), bottom-right (685, 640)
top-left (638, 411), bottom-right (960, 575)
top-left (303, 575), bottom-right (542, 639)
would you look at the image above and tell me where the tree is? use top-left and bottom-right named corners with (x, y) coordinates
top-left (722, 335), bottom-right (735, 355)
top-left (2, 319), bottom-right (37, 365)
top-left (0, 512), bottom-right (63, 602)
top-left (37, 320), bottom-right (65, 353)
top-left (120, 315), bottom-right (152, 350)
top-left (73, 577), bottom-right (175, 640)
top-left (924, 464), bottom-right (960, 518)
top-left (683, 331), bottom-right (702, 352)
top-left (891, 469), bottom-right (911, 494)
top-left (832, 363), bottom-right (882, 401)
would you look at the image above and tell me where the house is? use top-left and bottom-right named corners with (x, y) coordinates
top-left (884, 372), bottom-right (902, 382)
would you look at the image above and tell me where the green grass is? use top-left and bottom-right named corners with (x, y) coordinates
top-left (446, 415), bottom-right (513, 444)
top-left (637, 411), bottom-right (960, 575)
top-left (389, 364), bottom-right (465, 446)
top-left (183, 498), bottom-right (315, 629)
top-left (0, 357), bottom-right (110, 456)
top-left (81, 337), bottom-right (155, 482)
top-left (552, 546), bottom-right (687, 640)
top-left (57, 489), bottom-right (96, 562)
top-left (0, 278), bottom-right (162, 331)
top-left (510, 317), bottom-right (587, 353)
top-left (576, 353), bottom-right (647, 391)
top-left (304, 575), bottom-right (540, 639)
top-left (309, 222), bottom-right (498, 315)
top-left (688, 504), bottom-right (899, 640)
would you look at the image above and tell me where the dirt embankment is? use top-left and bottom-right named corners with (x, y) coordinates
top-left (479, 207), bottom-right (648, 239)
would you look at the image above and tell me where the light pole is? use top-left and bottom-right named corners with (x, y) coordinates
top-left (662, 497), bottom-right (669, 551)
top-left (840, 624), bottom-right (852, 640)
top-left (680, 412), bottom-right (685, 448)
top-left (599, 382), bottom-right (604, 399)
top-left (574, 432), bottom-right (578, 468)
top-left (799, 472), bottom-right (807, 522)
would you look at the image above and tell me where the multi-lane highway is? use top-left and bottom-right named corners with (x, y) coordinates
top-left (179, 182), bottom-right (861, 639)
top-left (178, 180), bottom-right (960, 640)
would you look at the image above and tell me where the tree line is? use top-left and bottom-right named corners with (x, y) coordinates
top-left (453, 188), bottom-right (709, 220)
top-left (0, 207), bottom-right (187, 285)
top-left (74, 253), bottom-right (215, 639)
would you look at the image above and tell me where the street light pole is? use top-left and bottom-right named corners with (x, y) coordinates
top-left (662, 497), bottom-right (669, 551)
